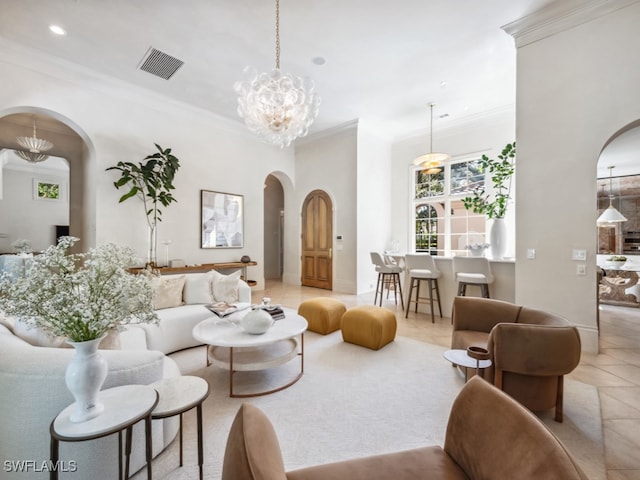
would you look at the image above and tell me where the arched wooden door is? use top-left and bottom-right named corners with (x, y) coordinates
top-left (301, 190), bottom-right (333, 289)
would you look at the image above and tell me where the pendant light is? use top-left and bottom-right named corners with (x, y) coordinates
top-left (597, 166), bottom-right (627, 225)
top-left (16, 118), bottom-right (53, 163)
top-left (413, 102), bottom-right (450, 172)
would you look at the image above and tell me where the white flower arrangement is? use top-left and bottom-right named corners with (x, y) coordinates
top-left (0, 236), bottom-right (158, 342)
top-left (465, 243), bottom-right (490, 251)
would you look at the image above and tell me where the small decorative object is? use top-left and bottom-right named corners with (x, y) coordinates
top-left (466, 346), bottom-right (490, 361)
top-left (11, 238), bottom-right (32, 254)
top-left (262, 297), bottom-right (271, 306)
top-left (462, 143), bottom-right (516, 259)
top-left (0, 236), bottom-right (158, 422)
top-left (106, 144), bottom-right (181, 267)
top-left (241, 255), bottom-right (251, 263)
top-left (240, 307), bottom-right (274, 335)
top-left (465, 243), bottom-right (490, 257)
top-left (606, 255), bottom-right (627, 269)
top-left (65, 333), bottom-right (109, 422)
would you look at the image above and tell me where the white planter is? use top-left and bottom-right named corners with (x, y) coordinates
top-left (489, 218), bottom-right (508, 259)
top-left (65, 333), bottom-right (108, 423)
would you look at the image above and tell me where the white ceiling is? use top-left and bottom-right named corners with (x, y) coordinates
top-left (1, 0), bottom-right (638, 176)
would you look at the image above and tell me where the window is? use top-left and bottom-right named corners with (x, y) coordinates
top-left (412, 158), bottom-right (487, 256)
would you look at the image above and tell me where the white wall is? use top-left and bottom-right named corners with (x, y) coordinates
top-left (509, 1), bottom-right (640, 353)
top-left (0, 44), bottom-right (295, 289)
top-left (295, 124), bottom-right (358, 293)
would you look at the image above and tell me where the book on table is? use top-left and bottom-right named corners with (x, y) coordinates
top-left (264, 305), bottom-right (285, 320)
top-left (205, 302), bottom-right (251, 318)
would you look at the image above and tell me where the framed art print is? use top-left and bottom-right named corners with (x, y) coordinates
top-left (201, 190), bottom-right (244, 248)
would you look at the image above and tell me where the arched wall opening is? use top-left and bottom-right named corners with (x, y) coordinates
top-left (0, 107), bottom-right (96, 253)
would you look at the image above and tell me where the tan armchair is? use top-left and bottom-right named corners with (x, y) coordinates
top-left (221, 377), bottom-right (588, 480)
top-left (451, 296), bottom-right (581, 421)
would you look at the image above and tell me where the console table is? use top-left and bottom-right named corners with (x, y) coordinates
top-left (130, 261), bottom-right (257, 286)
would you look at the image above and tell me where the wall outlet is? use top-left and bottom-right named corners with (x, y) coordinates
top-left (527, 248), bottom-right (536, 259)
top-left (576, 264), bottom-right (586, 276)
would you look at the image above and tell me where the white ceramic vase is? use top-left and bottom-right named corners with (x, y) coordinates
top-left (65, 333), bottom-right (108, 423)
top-left (241, 308), bottom-right (274, 335)
top-left (489, 218), bottom-right (507, 259)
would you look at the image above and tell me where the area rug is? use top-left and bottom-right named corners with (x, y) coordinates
top-left (136, 332), bottom-right (606, 480)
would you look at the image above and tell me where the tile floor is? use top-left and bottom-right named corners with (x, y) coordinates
top-left (259, 280), bottom-right (640, 480)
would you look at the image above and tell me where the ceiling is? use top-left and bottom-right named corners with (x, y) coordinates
top-left (1, 0), bottom-right (638, 176)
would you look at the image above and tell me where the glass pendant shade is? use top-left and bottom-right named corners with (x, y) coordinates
top-left (234, 67), bottom-right (320, 148)
top-left (414, 103), bottom-right (450, 167)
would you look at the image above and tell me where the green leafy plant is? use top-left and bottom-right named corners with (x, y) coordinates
top-left (0, 237), bottom-right (157, 342)
top-left (106, 144), bottom-right (180, 265)
top-left (462, 142), bottom-right (516, 219)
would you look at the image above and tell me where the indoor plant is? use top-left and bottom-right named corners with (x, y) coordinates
top-left (106, 144), bottom-right (180, 266)
top-left (462, 142), bottom-right (516, 258)
top-left (0, 236), bottom-right (158, 422)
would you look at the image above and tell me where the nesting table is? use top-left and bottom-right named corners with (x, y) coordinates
top-left (50, 384), bottom-right (157, 480)
top-left (443, 349), bottom-right (492, 382)
top-left (151, 376), bottom-right (210, 480)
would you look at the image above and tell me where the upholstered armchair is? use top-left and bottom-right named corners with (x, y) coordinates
top-left (451, 296), bottom-right (581, 422)
top-left (221, 377), bottom-right (588, 480)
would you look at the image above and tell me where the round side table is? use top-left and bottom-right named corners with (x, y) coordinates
top-left (151, 376), bottom-right (210, 480)
top-left (50, 384), bottom-right (158, 480)
top-left (443, 349), bottom-right (492, 381)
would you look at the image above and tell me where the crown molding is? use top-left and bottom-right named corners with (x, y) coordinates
top-left (295, 119), bottom-right (359, 147)
top-left (502, 0), bottom-right (640, 47)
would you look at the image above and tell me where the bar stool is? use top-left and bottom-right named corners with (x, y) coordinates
top-left (404, 253), bottom-right (442, 322)
top-left (452, 256), bottom-right (494, 298)
top-left (370, 252), bottom-right (404, 309)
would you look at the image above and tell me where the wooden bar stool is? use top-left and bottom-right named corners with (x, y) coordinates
top-left (370, 252), bottom-right (404, 309)
top-left (404, 253), bottom-right (442, 322)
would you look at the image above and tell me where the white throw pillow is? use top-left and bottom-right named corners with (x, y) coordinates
top-left (183, 271), bottom-right (215, 305)
top-left (210, 270), bottom-right (241, 304)
top-left (152, 275), bottom-right (186, 310)
top-left (12, 318), bottom-right (68, 348)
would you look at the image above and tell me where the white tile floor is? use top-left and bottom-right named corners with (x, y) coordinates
top-left (258, 280), bottom-right (640, 480)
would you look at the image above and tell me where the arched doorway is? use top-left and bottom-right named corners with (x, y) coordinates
top-left (301, 190), bottom-right (333, 290)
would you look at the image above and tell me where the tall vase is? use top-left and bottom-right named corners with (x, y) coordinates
top-left (65, 334), bottom-right (108, 423)
top-left (489, 218), bottom-right (507, 259)
top-left (148, 223), bottom-right (158, 267)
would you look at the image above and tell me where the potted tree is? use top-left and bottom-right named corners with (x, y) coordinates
top-left (106, 144), bottom-right (180, 267)
top-left (462, 142), bottom-right (515, 259)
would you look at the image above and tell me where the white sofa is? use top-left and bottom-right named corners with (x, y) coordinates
top-left (0, 320), bottom-right (180, 479)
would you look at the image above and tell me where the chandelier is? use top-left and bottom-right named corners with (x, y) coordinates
top-left (234, 0), bottom-right (320, 148)
top-left (16, 118), bottom-right (53, 163)
top-left (413, 103), bottom-right (450, 173)
top-left (597, 165), bottom-right (627, 225)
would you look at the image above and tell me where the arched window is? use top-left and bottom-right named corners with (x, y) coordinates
top-left (411, 157), bottom-right (487, 256)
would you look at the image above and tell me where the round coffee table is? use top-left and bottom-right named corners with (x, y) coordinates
top-left (443, 349), bottom-right (492, 382)
top-left (192, 308), bottom-right (307, 397)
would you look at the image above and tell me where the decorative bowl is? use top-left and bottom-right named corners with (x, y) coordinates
top-left (466, 346), bottom-right (490, 361)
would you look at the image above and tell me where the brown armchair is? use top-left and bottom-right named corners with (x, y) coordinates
top-left (221, 377), bottom-right (588, 480)
top-left (451, 296), bottom-right (581, 421)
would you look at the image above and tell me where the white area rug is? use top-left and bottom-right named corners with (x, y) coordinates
top-left (137, 332), bottom-right (606, 480)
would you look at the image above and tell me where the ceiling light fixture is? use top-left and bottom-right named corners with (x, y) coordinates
top-left (16, 118), bottom-right (53, 163)
top-left (234, 0), bottom-right (320, 148)
top-left (49, 25), bottom-right (66, 35)
top-left (597, 166), bottom-right (627, 225)
top-left (413, 102), bottom-right (450, 172)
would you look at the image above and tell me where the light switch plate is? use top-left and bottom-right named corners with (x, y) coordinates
top-left (577, 264), bottom-right (586, 275)
top-left (572, 249), bottom-right (587, 261)
top-left (527, 249), bottom-right (536, 259)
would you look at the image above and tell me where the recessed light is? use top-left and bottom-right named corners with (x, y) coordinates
top-left (440, 81), bottom-right (447, 88)
top-left (49, 25), bottom-right (66, 36)
top-left (312, 56), bottom-right (326, 66)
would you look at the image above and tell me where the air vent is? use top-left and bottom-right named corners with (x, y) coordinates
top-left (138, 47), bottom-right (184, 80)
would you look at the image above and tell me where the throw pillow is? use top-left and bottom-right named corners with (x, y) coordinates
top-left (210, 270), bottom-right (241, 304)
top-left (183, 271), bottom-right (215, 305)
top-left (152, 275), bottom-right (186, 310)
top-left (12, 318), bottom-right (69, 348)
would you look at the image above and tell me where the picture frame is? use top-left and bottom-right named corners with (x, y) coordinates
top-left (33, 177), bottom-right (67, 202)
top-left (201, 190), bottom-right (244, 248)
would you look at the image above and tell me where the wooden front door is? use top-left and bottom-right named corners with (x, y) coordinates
top-left (301, 190), bottom-right (333, 289)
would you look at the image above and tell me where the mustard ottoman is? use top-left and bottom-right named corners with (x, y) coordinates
top-left (297, 298), bottom-right (347, 335)
top-left (341, 305), bottom-right (397, 350)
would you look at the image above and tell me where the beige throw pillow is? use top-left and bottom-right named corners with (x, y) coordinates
top-left (152, 275), bottom-right (186, 310)
top-left (210, 270), bottom-right (241, 304)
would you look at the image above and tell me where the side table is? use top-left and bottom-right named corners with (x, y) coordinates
top-left (443, 349), bottom-right (492, 382)
top-left (151, 376), bottom-right (210, 480)
top-left (50, 384), bottom-right (158, 480)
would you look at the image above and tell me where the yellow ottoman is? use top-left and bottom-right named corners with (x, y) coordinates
top-left (297, 298), bottom-right (347, 335)
top-left (341, 305), bottom-right (397, 350)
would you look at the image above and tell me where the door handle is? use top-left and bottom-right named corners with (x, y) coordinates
top-left (329, 248), bottom-right (333, 259)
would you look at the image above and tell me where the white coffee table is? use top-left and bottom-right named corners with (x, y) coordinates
top-left (192, 308), bottom-right (307, 397)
